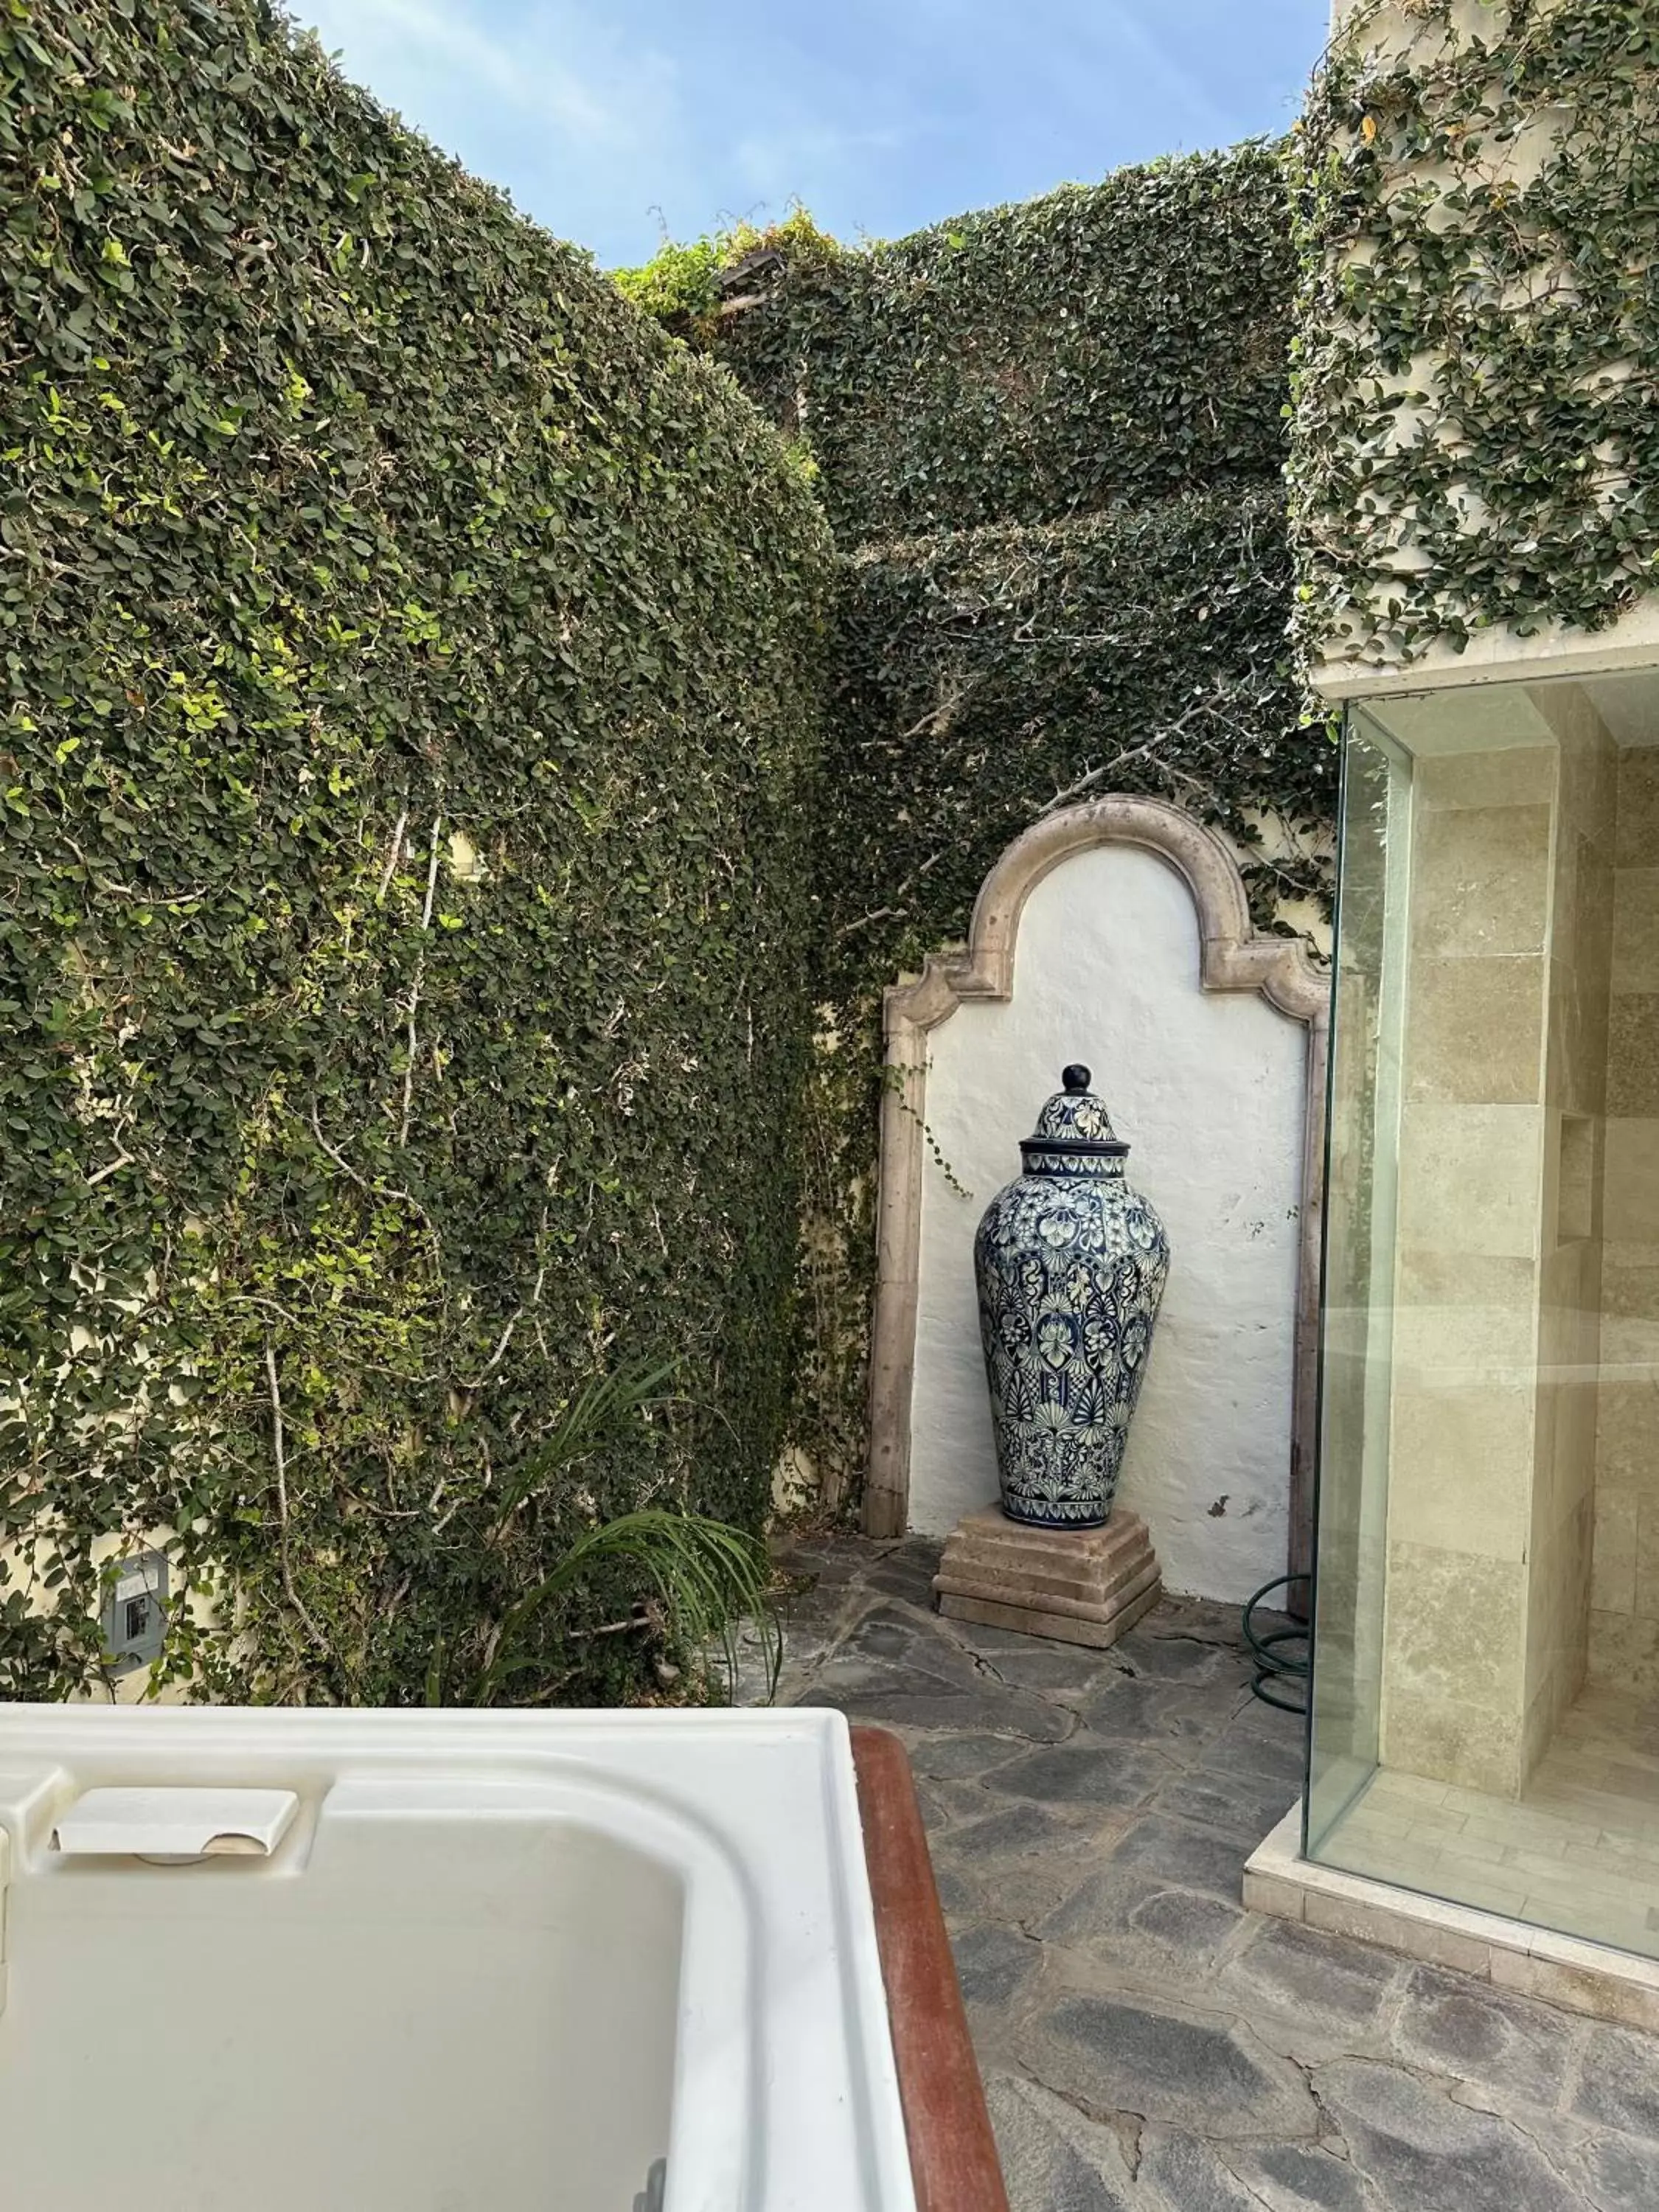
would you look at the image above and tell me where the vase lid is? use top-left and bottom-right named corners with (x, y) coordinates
top-left (1027, 1065), bottom-right (1128, 1155)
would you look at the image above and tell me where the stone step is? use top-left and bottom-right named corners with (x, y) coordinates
top-left (936, 1551), bottom-right (1158, 1621)
top-left (938, 1509), bottom-right (1148, 1587)
top-left (933, 1503), bottom-right (1163, 1651)
top-left (935, 1528), bottom-right (1154, 1599)
top-left (935, 1576), bottom-right (1162, 1652)
top-left (934, 1552), bottom-right (1158, 1621)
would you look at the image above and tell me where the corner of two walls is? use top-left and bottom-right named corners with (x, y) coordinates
top-left (712, 153), bottom-right (1310, 1567)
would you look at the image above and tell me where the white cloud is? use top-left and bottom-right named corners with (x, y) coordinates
top-left (290, 0), bottom-right (698, 251)
top-left (296, 0), bottom-right (680, 150)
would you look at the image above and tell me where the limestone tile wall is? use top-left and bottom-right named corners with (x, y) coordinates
top-left (1380, 740), bottom-right (1554, 1798)
top-left (1522, 692), bottom-right (1615, 1774)
top-left (1590, 745), bottom-right (1659, 1691)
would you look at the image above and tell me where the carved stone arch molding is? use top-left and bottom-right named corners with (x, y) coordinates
top-left (864, 793), bottom-right (1331, 1592)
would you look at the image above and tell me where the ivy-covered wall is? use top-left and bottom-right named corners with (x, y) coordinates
top-left (1291, 0), bottom-right (1659, 667)
top-left (0, 0), bottom-right (831, 1699)
top-left (720, 147), bottom-right (1295, 545)
top-left (624, 152), bottom-right (1329, 1507)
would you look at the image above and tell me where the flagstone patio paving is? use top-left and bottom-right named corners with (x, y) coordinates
top-left (765, 1532), bottom-right (1659, 2212)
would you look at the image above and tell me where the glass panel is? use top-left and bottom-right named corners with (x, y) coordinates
top-left (1306, 669), bottom-right (1659, 1961)
top-left (1306, 711), bottom-right (1412, 1851)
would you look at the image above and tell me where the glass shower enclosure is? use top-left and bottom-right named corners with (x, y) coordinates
top-left (1308, 668), bottom-right (1659, 1958)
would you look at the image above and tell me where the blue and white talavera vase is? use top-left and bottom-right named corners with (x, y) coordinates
top-left (973, 1065), bottom-right (1170, 1529)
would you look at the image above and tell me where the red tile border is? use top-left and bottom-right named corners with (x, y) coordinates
top-left (852, 1725), bottom-right (1011, 2212)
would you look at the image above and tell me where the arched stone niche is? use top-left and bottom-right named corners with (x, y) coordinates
top-left (866, 795), bottom-right (1329, 1603)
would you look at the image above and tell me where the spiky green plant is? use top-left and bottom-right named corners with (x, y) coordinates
top-left (425, 1357), bottom-right (781, 1705)
top-left (470, 1508), bottom-right (781, 1705)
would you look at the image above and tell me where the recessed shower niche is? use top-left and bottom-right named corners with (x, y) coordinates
top-left (1308, 667), bottom-right (1659, 1959)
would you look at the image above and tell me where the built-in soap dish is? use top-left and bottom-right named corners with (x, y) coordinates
top-left (52, 1787), bottom-right (299, 1864)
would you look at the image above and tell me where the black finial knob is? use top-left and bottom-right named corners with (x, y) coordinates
top-left (1062, 1064), bottom-right (1091, 1093)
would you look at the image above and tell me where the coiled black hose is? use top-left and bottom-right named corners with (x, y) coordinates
top-left (1243, 1572), bottom-right (1310, 1714)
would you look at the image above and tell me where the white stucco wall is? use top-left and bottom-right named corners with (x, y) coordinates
top-left (908, 841), bottom-right (1306, 1601)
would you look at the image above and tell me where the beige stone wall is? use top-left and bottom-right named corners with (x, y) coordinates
top-left (1523, 692), bottom-right (1614, 1772)
top-left (1589, 745), bottom-right (1659, 1690)
top-left (1377, 695), bottom-right (1637, 1795)
top-left (1379, 740), bottom-right (1554, 1795)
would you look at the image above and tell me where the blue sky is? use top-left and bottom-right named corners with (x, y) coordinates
top-left (291, 0), bottom-right (1331, 267)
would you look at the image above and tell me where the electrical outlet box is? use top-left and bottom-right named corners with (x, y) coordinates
top-left (101, 1551), bottom-right (169, 1674)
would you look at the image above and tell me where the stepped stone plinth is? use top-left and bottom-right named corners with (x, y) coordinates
top-left (932, 1504), bottom-right (1161, 1649)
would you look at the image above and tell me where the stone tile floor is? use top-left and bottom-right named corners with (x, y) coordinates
top-left (761, 1533), bottom-right (1659, 2212)
top-left (1321, 1690), bottom-right (1659, 1953)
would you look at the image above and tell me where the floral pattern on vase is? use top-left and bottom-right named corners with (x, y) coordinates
top-left (973, 1064), bottom-right (1170, 1528)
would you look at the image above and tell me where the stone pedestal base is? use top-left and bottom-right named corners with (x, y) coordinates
top-left (932, 1504), bottom-right (1161, 1649)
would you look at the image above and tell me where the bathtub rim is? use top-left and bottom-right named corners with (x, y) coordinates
top-left (0, 1703), bottom-right (916, 2212)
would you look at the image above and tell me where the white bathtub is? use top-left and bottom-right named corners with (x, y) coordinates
top-left (0, 1705), bottom-right (917, 2212)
